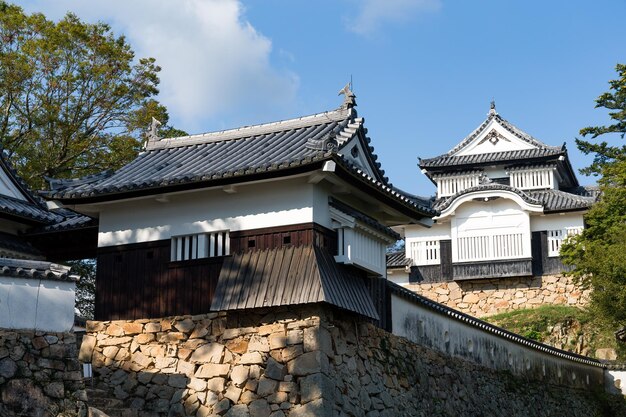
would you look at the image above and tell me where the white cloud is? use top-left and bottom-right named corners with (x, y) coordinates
top-left (346, 0), bottom-right (442, 36)
top-left (21, 0), bottom-right (299, 129)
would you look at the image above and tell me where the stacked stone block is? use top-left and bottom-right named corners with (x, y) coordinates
top-left (407, 275), bottom-right (590, 317)
top-left (80, 308), bottom-right (332, 417)
top-left (0, 329), bottom-right (86, 417)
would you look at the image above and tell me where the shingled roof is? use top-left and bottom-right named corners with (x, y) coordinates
top-left (43, 104), bottom-right (435, 218)
top-left (211, 245), bottom-right (379, 320)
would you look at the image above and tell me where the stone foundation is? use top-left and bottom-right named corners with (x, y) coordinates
top-left (0, 329), bottom-right (86, 417)
top-left (82, 305), bottom-right (625, 417)
top-left (405, 274), bottom-right (590, 317)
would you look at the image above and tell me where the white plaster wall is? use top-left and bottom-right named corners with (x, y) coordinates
top-left (606, 370), bottom-right (626, 395)
top-left (0, 277), bottom-right (75, 332)
top-left (452, 199), bottom-right (531, 261)
top-left (404, 222), bottom-right (451, 241)
top-left (98, 179), bottom-right (317, 247)
top-left (387, 269), bottom-right (410, 285)
top-left (391, 293), bottom-right (604, 389)
top-left (456, 121), bottom-right (535, 156)
top-left (0, 169), bottom-right (27, 201)
top-left (530, 212), bottom-right (585, 232)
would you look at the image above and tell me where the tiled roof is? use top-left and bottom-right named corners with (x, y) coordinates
top-left (211, 245), bottom-right (379, 320)
top-left (0, 232), bottom-right (44, 259)
top-left (44, 106), bottom-right (435, 218)
top-left (446, 112), bottom-right (561, 156)
top-left (36, 208), bottom-right (97, 232)
top-left (386, 251), bottom-right (411, 268)
top-left (434, 184), bottom-right (542, 211)
top-left (419, 110), bottom-right (566, 170)
top-left (420, 147), bottom-right (565, 169)
top-left (526, 189), bottom-right (596, 212)
top-left (0, 258), bottom-right (77, 281)
top-left (329, 198), bottom-right (401, 240)
top-left (432, 183), bottom-right (596, 214)
top-left (0, 195), bottom-right (63, 224)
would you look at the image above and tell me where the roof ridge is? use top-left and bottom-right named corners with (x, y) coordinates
top-left (435, 113), bottom-right (561, 159)
top-left (146, 107), bottom-right (354, 151)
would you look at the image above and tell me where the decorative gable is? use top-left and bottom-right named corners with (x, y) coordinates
top-left (452, 119), bottom-right (536, 157)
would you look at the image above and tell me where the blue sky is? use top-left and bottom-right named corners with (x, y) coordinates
top-left (17, 0), bottom-right (626, 194)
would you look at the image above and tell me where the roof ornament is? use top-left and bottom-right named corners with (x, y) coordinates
top-left (147, 117), bottom-right (162, 141)
top-left (338, 82), bottom-right (357, 109)
top-left (489, 100), bottom-right (497, 116)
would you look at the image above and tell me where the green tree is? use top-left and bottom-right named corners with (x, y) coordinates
top-left (561, 64), bottom-right (626, 326)
top-left (575, 63), bottom-right (626, 176)
top-left (0, 2), bottom-right (184, 189)
top-left (67, 259), bottom-right (96, 319)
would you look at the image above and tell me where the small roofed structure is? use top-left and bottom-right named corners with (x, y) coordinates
top-left (391, 103), bottom-right (598, 285)
top-left (43, 89), bottom-right (435, 327)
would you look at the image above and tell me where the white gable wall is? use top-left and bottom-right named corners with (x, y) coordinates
top-left (338, 136), bottom-right (377, 179)
top-left (0, 168), bottom-right (27, 201)
top-left (453, 120), bottom-right (536, 156)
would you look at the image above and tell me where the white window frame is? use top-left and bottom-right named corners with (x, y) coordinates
top-left (171, 230), bottom-right (230, 261)
top-left (409, 240), bottom-right (440, 266)
top-left (547, 227), bottom-right (583, 257)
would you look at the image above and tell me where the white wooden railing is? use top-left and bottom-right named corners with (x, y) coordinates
top-left (509, 168), bottom-right (554, 190)
top-left (456, 232), bottom-right (525, 262)
top-left (436, 174), bottom-right (481, 198)
top-left (409, 240), bottom-right (440, 266)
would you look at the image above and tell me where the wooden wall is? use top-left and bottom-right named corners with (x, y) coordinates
top-left (95, 223), bottom-right (337, 321)
top-left (95, 240), bottom-right (223, 321)
top-left (230, 223), bottom-right (336, 253)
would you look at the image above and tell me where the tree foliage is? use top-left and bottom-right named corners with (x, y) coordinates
top-left (575, 63), bottom-right (626, 176)
top-left (66, 259), bottom-right (96, 319)
top-left (561, 64), bottom-right (626, 326)
top-left (0, 2), bottom-right (184, 189)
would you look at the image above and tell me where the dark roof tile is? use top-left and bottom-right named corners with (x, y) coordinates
top-left (420, 147), bottom-right (565, 169)
top-left (386, 251), bottom-right (411, 268)
top-left (526, 189), bottom-right (596, 212)
top-left (0, 258), bottom-right (76, 281)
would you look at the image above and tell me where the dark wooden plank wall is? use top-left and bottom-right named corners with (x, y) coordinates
top-left (96, 240), bottom-right (224, 321)
top-left (452, 259), bottom-right (533, 281)
top-left (96, 223), bottom-right (338, 321)
top-left (410, 239), bottom-right (453, 283)
top-left (364, 275), bottom-right (391, 331)
top-left (531, 231), bottom-right (571, 276)
top-left (230, 223), bottom-right (336, 253)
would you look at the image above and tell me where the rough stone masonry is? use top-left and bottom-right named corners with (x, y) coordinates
top-left (80, 305), bottom-right (626, 417)
top-left (0, 329), bottom-right (86, 417)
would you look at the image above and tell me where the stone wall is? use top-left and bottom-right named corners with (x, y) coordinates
top-left (82, 305), bottom-right (625, 417)
top-left (0, 329), bottom-right (86, 417)
top-left (405, 274), bottom-right (590, 317)
top-left (81, 307), bottom-right (333, 417)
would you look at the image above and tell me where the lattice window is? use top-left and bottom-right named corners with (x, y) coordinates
top-left (436, 174), bottom-right (481, 198)
top-left (409, 240), bottom-right (440, 266)
top-left (171, 231), bottom-right (230, 261)
top-left (509, 168), bottom-right (554, 190)
top-left (547, 227), bottom-right (583, 257)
